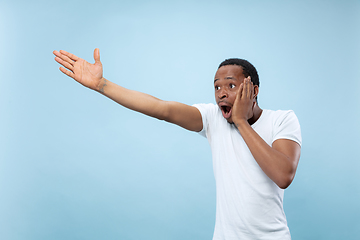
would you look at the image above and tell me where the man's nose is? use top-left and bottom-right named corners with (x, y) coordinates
top-left (218, 89), bottom-right (228, 99)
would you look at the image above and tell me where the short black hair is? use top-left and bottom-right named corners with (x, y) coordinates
top-left (218, 58), bottom-right (259, 87)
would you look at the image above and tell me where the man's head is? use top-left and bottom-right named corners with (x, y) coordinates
top-left (214, 58), bottom-right (259, 123)
top-left (218, 58), bottom-right (259, 87)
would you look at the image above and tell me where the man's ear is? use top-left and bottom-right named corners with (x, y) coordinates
top-left (253, 85), bottom-right (259, 100)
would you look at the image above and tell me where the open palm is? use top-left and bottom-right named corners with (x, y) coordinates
top-left (53, 49), bottom-right (103, 91)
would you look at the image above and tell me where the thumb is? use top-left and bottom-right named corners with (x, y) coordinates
top-left (94, 48), bottom-right (100, 63)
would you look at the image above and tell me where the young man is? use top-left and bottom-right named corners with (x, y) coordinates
top-left (53, 48), bottom-right (301, 240)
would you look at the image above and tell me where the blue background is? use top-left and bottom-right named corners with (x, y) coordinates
top-left (1, 0), bottom-right (359, 239)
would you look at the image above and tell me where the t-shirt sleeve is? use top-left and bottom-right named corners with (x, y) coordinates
top-left (192, 103), bottom-right (215, 138)
top-left (273, 110), bottom-right (302, 146)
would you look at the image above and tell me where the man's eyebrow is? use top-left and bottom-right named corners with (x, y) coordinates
top-left (214, 76), bottom-right (235, 83)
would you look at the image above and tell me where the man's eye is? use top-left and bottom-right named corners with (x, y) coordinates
top-left (230, 84), bottom-right (235, 88)
top-left (215, 86), bottom-right (220, 90)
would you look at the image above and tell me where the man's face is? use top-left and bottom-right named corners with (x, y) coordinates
top-left (214, 65), bottom-right (246, 123)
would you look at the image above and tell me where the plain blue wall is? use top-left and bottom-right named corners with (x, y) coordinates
top-left (1, 0), bottom-right (359, 239)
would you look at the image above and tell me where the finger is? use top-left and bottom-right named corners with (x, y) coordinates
top-left (54, 50), bottom-right (75, 66)
top-left (53, 50), bottom-right (65, 60)
top-left (238, 82), bottom-right (244, 99)
top-left (59, 66), bottom-right (75, 79)
top-left (243, 79), bottom-right (249, 98)
top-left (249, 81), bottom-right (254, 99)
top-left (59, 50), bottom-right (79, 61)
top-left (246, 78), bottom-right (253, 98)
top-left (94, 48), bottom-right (100, 64)
top-left (55, 56), bottom-right (74, 71)
top-left (246, 76), bottom-right (253, 99)
top-left (248, 79), bottom-right (253, 98)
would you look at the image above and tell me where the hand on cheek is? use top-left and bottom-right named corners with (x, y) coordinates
top-left (232, 77), bottom-right (255, 125)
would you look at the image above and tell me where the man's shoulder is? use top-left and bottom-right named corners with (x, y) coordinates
top-left (193, 103), bottom-right (217, 109)
top-left (193, 103), bottom-right (219, 117)
top-left (256, 109), bottom-right (300, 130)
top-left (264, 109), bottom-right (295, 116)
top-left (262, 109), bottom-right (297, 121)
top-left (262, 109), bottom-right (302, 145)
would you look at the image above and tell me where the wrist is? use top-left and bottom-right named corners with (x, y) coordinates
top-left (233, 118), bottom-right (249, 128)
top-left (96, 77), bottom-right (107, 93)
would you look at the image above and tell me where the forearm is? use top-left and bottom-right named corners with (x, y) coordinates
top-left (96, 78), bottom-right (168, 120)
top-left (235, 120), bottom-right (297, 189)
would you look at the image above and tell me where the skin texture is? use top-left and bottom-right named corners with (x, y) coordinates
top-left (53, 49), bottom-right (301, 189)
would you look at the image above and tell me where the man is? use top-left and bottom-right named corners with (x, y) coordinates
top-left (53, 48), bottom-right (301, 240)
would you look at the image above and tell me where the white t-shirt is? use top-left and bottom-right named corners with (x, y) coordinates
top-left (193, 103), bottom-right (302, 240)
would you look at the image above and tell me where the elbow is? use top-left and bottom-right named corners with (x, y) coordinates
top-left (275, 158), bottom-right (299, 189)
top-left (277, 180), bottom-right (291, 189)
top-left (160, 107), bottom-right (171, 122)
top-left (152, 101), bottom-right (170, 121)
top-left (276, 174), bottom-right (295, 189)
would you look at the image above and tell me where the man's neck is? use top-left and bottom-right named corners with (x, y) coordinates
top-left (248, 103), bottom-right (263, 125)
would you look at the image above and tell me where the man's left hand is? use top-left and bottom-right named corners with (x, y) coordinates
top-left (232, 77), bottom-right (255, 125)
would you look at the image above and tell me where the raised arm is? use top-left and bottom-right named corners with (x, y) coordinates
top-left (53, 49), bottom-right (203, 132)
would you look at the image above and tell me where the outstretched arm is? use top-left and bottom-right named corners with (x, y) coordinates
top-left (53, 49), bottom-right (203, 132)
top-left (232, 78), bottom-right (301, 189)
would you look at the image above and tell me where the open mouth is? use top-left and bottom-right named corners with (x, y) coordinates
top-left (220, 105), bottom-right (232, 119)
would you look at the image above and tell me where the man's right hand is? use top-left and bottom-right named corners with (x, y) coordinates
top-left (53, 48), bottom-right (104, 91)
